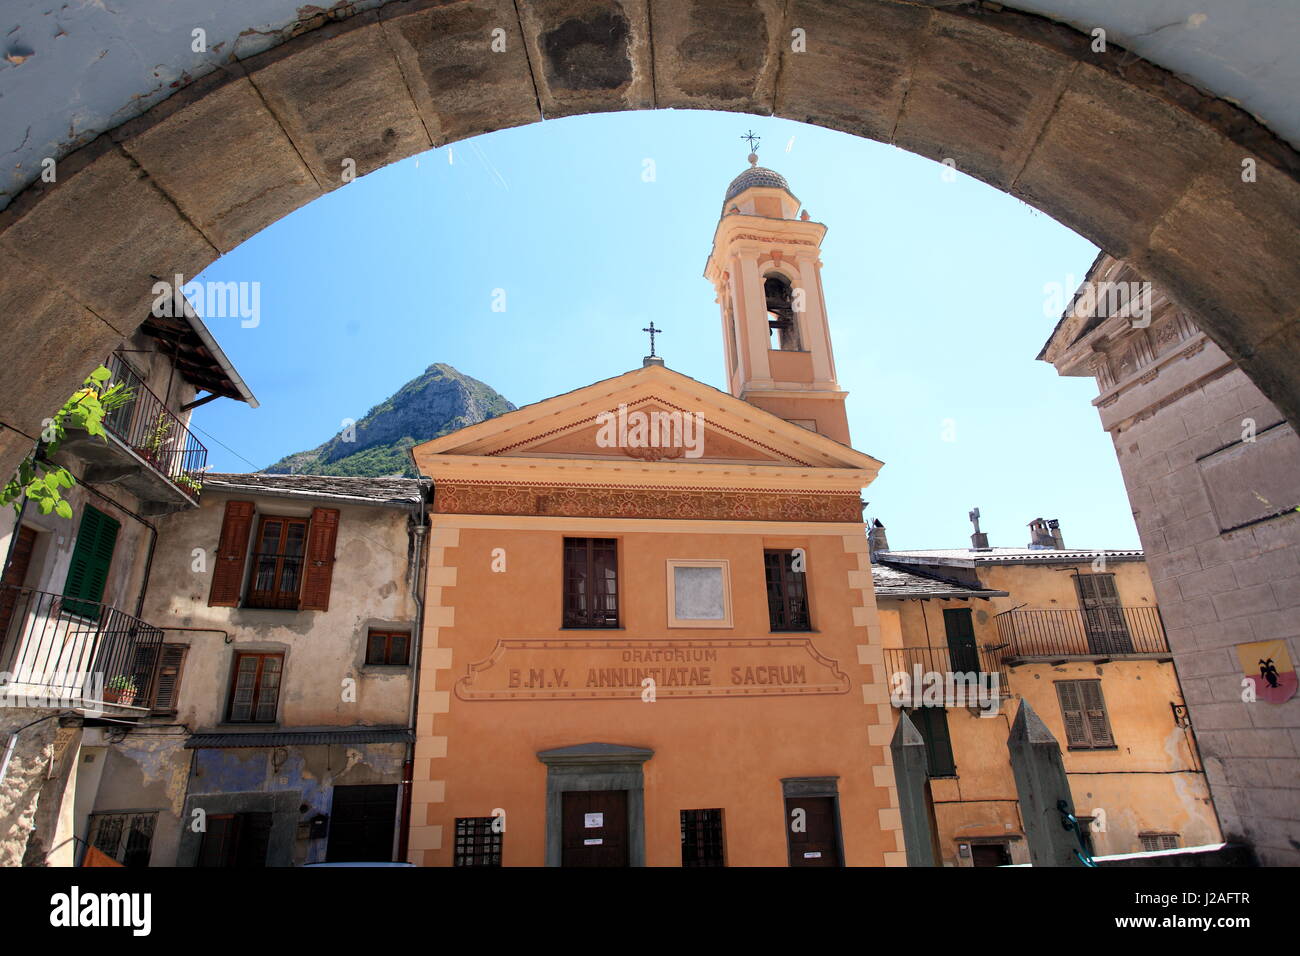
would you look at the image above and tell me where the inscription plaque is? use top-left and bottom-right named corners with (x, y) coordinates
top-left (455, 638), bottom-right (851, 701)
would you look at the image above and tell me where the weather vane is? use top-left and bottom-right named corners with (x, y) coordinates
top-left (741, 130), bottom-right (760, 154)
top-left (642, 321), bottom-right (662, 358)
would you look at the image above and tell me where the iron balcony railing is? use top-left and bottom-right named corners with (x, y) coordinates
top-left (884, 645), bottom-right (1011, 701)
top-left (103, 353), bottom-right (207, 502)
top-left (0, 584), bottom-right (164, 710)
top-left (994, 606), bottom-right (1169, 659)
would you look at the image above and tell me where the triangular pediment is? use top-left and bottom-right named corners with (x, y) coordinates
top-left (411, 364), bottom-right (881, 474)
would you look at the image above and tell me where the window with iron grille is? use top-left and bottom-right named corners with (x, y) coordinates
top-left (764, 549), bottom-right (810, 631)
top-left (366, 629), bottom-right (410, 666)
top-left (244, 516), bottom-right (308, 609)
top-left (1139, 832), bottom-right (1180, 852)
top-left (226, 652), bottom-right (283, 723)
top-left (680, 809), bottom-right (725, 867)
top-left (563, 538), bottom-right (619, 628)
top-left (86, 811), bottom-right (157, 867)
top-left (1055, 679), bottom-right (1116, 749)
top-left (454, 817), bottom-right (502, 866)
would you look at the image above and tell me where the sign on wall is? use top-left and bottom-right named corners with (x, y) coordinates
top-left (454, 638), bottom-right (851, 701)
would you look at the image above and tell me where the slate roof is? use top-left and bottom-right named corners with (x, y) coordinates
top-left (202, 473), bottom-right (429, 508)
top-left (871, 563), bottom-right (1007, 600)
top-left (881, 547), bottom-right (1144, 568)
top-left (185, 727), bottom-right (415, 749)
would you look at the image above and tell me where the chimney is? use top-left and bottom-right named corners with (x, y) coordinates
top-left (1028, 518), bottom-right (1056, 549)
top-left (868, 519), bottom-right (889, 560)
top-left (968, 507), bottom-right (990, 551)
top-left (1048, 518), bottom-right (1065, 550)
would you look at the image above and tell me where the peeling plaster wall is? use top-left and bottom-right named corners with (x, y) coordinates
top-left (138, 489), bottom-right (417, 729)
top-left (0, 709), bottom-right (78, 867)
top-left (183, 741), bottom-right (406, 865)
top-left (87, 487), bottom-right (418, 865)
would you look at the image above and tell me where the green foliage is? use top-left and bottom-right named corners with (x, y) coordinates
top-left (107, 674), bottom-right (138, 692)
top-left (1, 366), bottom-right (134, 520)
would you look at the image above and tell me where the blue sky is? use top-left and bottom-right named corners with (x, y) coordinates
top-left (190, 109), bottom-right (1135, 551)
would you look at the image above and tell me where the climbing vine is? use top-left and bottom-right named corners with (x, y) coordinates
top-left (1, 366), bottom-right (134, 520)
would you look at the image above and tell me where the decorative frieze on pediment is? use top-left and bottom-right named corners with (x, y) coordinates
top-left (432, 480), bottom-right (864, 523)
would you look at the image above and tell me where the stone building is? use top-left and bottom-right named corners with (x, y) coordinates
top-left (1041, 253), bottom-right (1300, 866)
top-left (871, 518), bottom-right (1220, 865)
top-left (76, 473), bottom-right (427, 866)
top-left (404, 155), bottom-right (902, 866)
top-left (0, 307), bottom-right (255, 865)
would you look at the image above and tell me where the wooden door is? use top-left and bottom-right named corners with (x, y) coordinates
top-left (561, 790), bottom-right (628, 867)
top-left (785, 796), bottom-right (842, 867)
top-left (327, 784), bottom-right (399, 862)
top-left (942, 608), bottom-right (979, 674)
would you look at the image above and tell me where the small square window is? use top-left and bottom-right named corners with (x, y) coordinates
top-left (366, 629), bottom-right (410, 666)
top-left (454, 817), bottom-right (502, 867)
top-left (666, 559), bottom-right (732, 628)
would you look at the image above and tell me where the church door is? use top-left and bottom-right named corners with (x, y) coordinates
top-left (561, 790), bottom-right (629, 866)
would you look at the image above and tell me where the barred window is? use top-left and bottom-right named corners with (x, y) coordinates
top-left (454, 817), bottom-right (502, 867)
top-left (86, 811), bottom-right (157, 868)
top-left (680, 809), bottom-right (725, 867)
top-left (1139, 832), bottom-right (1180, 852)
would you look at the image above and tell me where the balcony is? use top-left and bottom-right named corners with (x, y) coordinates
top-left (994, 606), bottom-right (1170, 663)
top-left (58, 354), bottom-right (208, 514)
top-left (0, 585), bottom-right (165, 716)
top-left (884, 645), bottom-right (1011, 701)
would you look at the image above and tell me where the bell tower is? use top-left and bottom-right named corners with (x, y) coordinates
top-left (704, 151), bottom-right (851, 445)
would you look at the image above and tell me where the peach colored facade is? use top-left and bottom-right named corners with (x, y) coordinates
top-left (405, 158), bottom-right (907, 865)
top-left (877, 552), bottom-right (1220, 865)
top-left (410, 515), bottom-right (899, 865)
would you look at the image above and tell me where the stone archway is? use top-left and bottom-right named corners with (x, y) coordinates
top-left (1, 0), bottom-right (1297, 482)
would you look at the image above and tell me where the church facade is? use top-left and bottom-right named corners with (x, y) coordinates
top-left (405, 157), bottom-right (905, 866)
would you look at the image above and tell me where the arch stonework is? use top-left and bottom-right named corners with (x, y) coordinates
top-left (1, 0), bottom-right (1297, 482)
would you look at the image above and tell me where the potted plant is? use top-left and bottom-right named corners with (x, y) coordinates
top-left (142, 411), bottom-right (172, 469)
top-left (104, 674), bottom-right (138, 706)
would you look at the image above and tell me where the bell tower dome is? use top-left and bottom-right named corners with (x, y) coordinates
top-left (704, 152), bottom-right (851, 445)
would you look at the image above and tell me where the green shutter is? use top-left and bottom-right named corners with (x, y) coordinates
top-left (63, 505), bottom-right (120, 618)
top-left (912, 707), bottom-right (956, 777)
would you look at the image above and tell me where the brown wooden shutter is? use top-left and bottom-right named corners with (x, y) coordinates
top-left (151, 645), bottom-right (188, 713)
top-left (1080, 680), bottom-right (1114, 746)
top-left (209, 501), bottom-right (255, 607)
top-left (1055, 681), bottom-right (1088, 747)
top-left (299, 508), bottom-right (340, 611)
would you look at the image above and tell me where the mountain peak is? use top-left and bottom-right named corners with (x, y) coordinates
top-left (263, 363), bottom-right (514, 477)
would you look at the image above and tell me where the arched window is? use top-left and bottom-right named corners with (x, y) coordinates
top-left (764, 274), bottom-right (802, 351)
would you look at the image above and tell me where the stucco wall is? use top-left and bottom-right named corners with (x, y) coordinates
top-left (137, 489), bottom-right (417, 729)
top-left (411, 519), bottom-right (900, 867)
top-left (75, 487), bottom-right (419, 866)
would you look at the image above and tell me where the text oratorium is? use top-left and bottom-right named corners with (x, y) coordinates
top-left (456, 638), bottom-right (851, 701)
